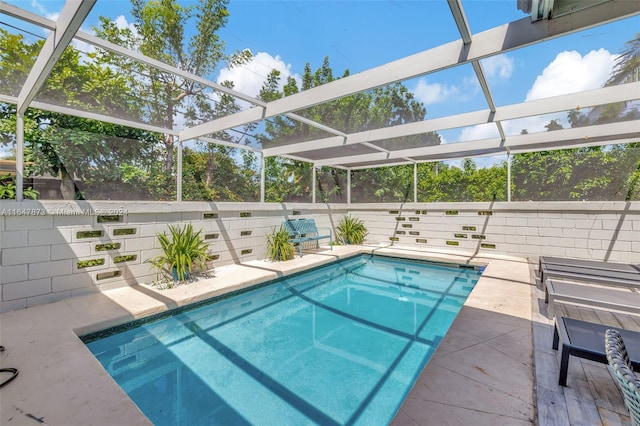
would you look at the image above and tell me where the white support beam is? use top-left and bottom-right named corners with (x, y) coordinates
top-left (176, 140), bottom-right (182, 202)
top-left (349, 160), bottom-right (416, 171)
top-left (0, 1), bottom-right (56, 30)
top-left (413, 162), bottom-right (418, 204)
top-left (197, 136), bottom-right (261, 153)
top-left (16, 0), bottom-right (96, 115)
top-left (260, 155), bottom-right (265, 203)
top-left (312, 166), bottom-right (317, 204)
top-left (181, 108), bottom-right (265, 141)
top-left (29, 100), bottom-right (178, 136)
top-left (264, 82), bottom-right (640, 157)
top-left (15, 113), bottom-right (24, 201)
top-left (179, 0), bottom-right (640, 140)
top-left (315, 120), bottom-right (640, 167)
top-left (507, 151), bottom-right (512, 202)
top-left (347, 169), bottom-right (351, 205)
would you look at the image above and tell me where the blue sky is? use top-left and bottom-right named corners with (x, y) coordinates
top-left (3, 0), bottom-right (640, 148)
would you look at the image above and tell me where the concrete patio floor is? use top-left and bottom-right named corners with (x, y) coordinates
top-left (1, 245), bottom-right (537, 425)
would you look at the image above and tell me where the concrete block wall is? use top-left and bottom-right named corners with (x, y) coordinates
top-left (352, 201), bottom-right (640, 263)
top-left (1, 200), bottom-right (639, 312)
top-left (0, 201), bottom-right (346, 313)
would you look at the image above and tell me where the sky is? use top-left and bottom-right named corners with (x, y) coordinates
top-left (2, 0), bottom-right (639, 164)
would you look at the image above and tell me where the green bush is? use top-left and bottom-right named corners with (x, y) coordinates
top-left (337, 215), bottom-right (367, 245)
top-left (266, 225), bottom-right (295, 261)
top-left (146, 224), bottom-right (210, 282)
top-left (0, 174), bottom-right (39, 199)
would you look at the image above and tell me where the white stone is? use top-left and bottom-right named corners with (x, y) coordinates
top-left (1, 246), bottom-right (49, 266)
top-left (29, 260), bottom-right (72, 280)
top-left (2, 278), bottom-right (51, 300)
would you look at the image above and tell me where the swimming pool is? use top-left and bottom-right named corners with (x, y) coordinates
top-left (85, 254), bottom-right (482, 425)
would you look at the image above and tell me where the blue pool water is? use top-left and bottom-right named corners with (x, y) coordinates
top-left (85, 254), bottom-right (482, 425)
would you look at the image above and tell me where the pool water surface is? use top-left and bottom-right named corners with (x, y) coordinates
top-left (85, 254), bottom-right (482, 425)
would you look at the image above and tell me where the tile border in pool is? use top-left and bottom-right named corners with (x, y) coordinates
top-left (80, 252), bottom-right (485, 343)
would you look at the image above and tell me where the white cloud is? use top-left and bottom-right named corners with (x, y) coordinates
top-left (482, 54), bottom-right (514, 79)
top-left (114, 15), bottom-right (139, 38)
top-left (413, 74), bottom-right (480, 106)
top-left (413, 80), bottom-right (460, 105)
top-left (525, 49), bottom-right (615, 101)
top-left (217, 52), bottom-right (299, 101)
top-left (458, 123), bottom-right (500, 142)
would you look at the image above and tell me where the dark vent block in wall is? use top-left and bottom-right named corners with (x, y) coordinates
top-left (454, 233), bottom-right (467, 238)
top-left (472, 234), bottom-right (486, 240)
top-left (207, 254), bottom-right (220, 261)
top-left (396, 231), bottom-right (406, 235)
top-left (481, 243), bottom-right (496, 249)
top-left (478, 211), bottom-right (493, 216)
top-left (401, 224), bottom-right (412, 228)
top-left (97, 270), bottom-right (121, 280)
top-left (416, 239), bottom-right (428, 243)
top-left (204, 213), bottom-right (219, 219)
top-left (421, 210), bottom-right (428, 215)
top-left (113, 228), bottom-right (136, 236)
top-left (240, 230), bottom-right (252, 236)
top-left (241, 249), bottom-right (253, 255)
top-left (409, 231), bottom-right (419, 236)
top-left (204, 233), bottom-right (219, 240)
top-left (292, 211), bottom-right (301, 215)
top-left (97, 215), bottom-right (122, 223)
top-left (240, 212), bottom-right (252, 218)
top-left (96, 243), bottom-right (121, 251)
top-left (389, 237), bottom-right (400, 241)
top-left (462, 226), bottom-right (476, 231)
top-left (409, 217), bottom-right (420, 221)
top-left (389, 210), bottom-right (399, 214)
top-left (77, 230), bottom-right (103, 239)
top-left (395, 217), bottom-right (405, 221)
top-left (446, 241), bottom-right (459, 246)
top-left (445, 211), bottom-right (459, 215)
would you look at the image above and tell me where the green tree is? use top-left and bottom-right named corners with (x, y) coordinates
top-left (93, 0), bottom-right (251, 174)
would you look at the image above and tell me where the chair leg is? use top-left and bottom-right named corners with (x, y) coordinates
top-left (552, 324), bottom-right (559, 350)
top-left (559, 345), bottom-right (570, 386)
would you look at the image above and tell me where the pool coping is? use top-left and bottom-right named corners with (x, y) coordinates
top-left (0, 244), bottom-right (534, 425)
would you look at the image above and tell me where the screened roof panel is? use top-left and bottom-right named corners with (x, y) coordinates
top-left (2, 0), bottom-right (639, 171)
top-left (291, 144), bottom-right (381, 162)
top-left (0, 19), bottom-right (47, 97)
top-left (484, 15), bottom-right (640, 108)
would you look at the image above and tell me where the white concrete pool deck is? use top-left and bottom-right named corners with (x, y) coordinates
top-left (0, 245), bottom-right (535, 425)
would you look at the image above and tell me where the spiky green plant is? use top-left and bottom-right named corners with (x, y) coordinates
top-left (266, 225), bottom-right (295, 261)
top-left (146, 223), bottom-right (210, 282)
top-left (336, 215), bottom-right (367, 245)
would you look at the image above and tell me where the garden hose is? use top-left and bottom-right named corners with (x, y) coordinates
top-left (0, 345), bottom-right (19, 388)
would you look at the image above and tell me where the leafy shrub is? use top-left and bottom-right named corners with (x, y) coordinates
top-left (336, 215), bottom-right (367, 245)
top-left (266, 225), bottom-right (295, 261)
top-left (146, 224), bottom-right (210, 283)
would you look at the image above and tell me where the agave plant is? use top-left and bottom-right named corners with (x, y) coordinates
top-left (266, 225), bottom-right (295, 261)
top-left (336, 215), bottom-right (367, 245)
top-left (146, 223), bottom-right (210, 282)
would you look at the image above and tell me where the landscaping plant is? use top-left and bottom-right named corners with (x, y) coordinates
top-left (336, 215), bottom-right (367, 245)
top-left (266, 225), bottom-right (295, 261)
top-left (146, 223), bottom-right (210, 283)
